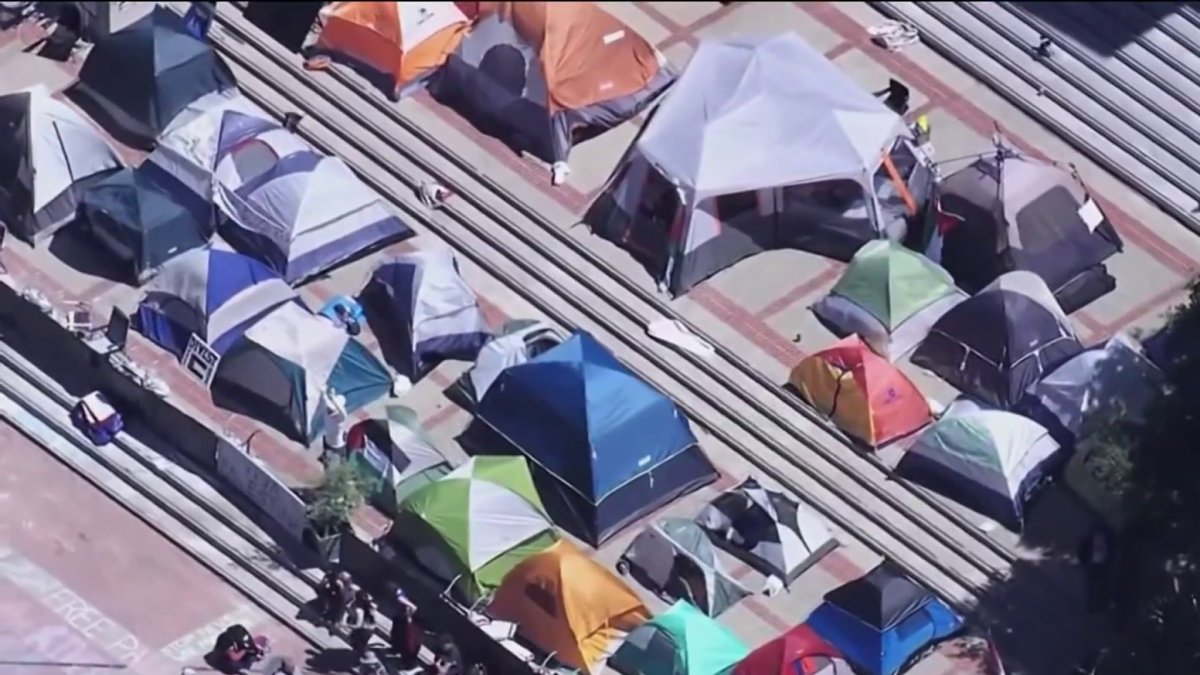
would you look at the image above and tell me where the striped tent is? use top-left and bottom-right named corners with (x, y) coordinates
top-left (135, 240), bottom-right (300, 358)
top-left (211, 111), bottom-right (412, 283)
top-left (359, 249), bottom-right (491, 379)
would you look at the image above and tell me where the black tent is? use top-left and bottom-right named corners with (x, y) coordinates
top-left (71, 6), bottom-right (236, 148)
top-left (80, 165), bottom-right (213, 282)
top-left (935, 146), bottom-right (1122, 313)
top-left (911, 270), bottom-right (1083, 410)
top-left (0, 87), bottom-right (122, 243)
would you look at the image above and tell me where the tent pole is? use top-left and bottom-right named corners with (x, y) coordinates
top-left (51, 120), bottom-right (76, 183)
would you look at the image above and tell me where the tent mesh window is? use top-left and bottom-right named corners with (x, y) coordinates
top-left (226, 139), bottom-right (280, 184)
top-left (715, 190), bottom-right (761, 223)
top-left (1014, 186), bottom-right (1081, 255)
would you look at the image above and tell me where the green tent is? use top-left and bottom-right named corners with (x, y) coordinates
top-left (390, 456), bottom-right (559, 602)
top-left (347, 405), bottom-right (452, 514)
top-left (812, 240), bottom-right (965, 361)
top-left (608, 600), bottom-right (749, 675)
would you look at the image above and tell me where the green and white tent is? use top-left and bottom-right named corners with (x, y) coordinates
top-left (347, 405), bottom-right (452, 514)
top-left (390, 455), bottom-right (559, 602)
top-left (813, 240), bottom-right (966, 361)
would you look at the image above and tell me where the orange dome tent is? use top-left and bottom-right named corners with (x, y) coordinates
top-left (314, 2), bottom-right (470, 96)
top-left (428, 1), bottom-right (676, 163)
top-left (788, 336), bottom-right (931, 448)
top-left (489, 539), bottom-right (650, 674)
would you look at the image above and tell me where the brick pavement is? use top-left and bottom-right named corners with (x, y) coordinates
top-left (0, 420), bottom-right (317, 674)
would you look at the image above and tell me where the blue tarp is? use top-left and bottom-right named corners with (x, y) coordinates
top-left (477, 331), bottom-right (717, 545)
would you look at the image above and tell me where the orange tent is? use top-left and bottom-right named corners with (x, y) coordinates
top-left (788, 336), bottom-right (931, 447)
top-left (489, 540), bottom-right (650, 674)
top-left (315, 2), bottom-right (470, 92)
top-left (473, 1), bottom-right (665, 113)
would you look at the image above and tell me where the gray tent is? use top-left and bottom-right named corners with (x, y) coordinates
top-left (618, 517), bottom-right (751, 617)
top-left (458, 319), bottom-right (567, 404)
top-left (585, 33), bottom-right (935, 296)
top-left (933, 145), bottom-right (1123, 313)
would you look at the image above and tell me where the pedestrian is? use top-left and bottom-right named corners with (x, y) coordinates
top-left (182, 1), bottom-right (216, 41)
top-left (433, 633), bottom-right (463, 675)
top-left (347, 586), bottom-right (378, 661)
top-left (1077, 528), bottom-right (1115, 613)
top-left (317, 569), bottom-right (352, 627)
top-left (389, 588), bottom-right (423, 668)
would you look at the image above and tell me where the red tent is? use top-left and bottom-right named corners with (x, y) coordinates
top-left (733, 624), bottom-right (853, 675)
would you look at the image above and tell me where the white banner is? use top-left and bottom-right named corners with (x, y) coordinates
top-left (215, 440), bottom-right (308, 541)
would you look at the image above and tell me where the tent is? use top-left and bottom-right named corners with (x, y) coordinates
top-left (695, 478), bottom-right (837, 585)
top-left (210, 302), bottom-right (393, 442)
top-left (72, 7), bottom-right (237, 146)
top-left (585, 34), bottom-right (934, 296)
top-left (812, 241), bottom-right (965, 361)
top-left (147, 91), bottom-right (274, 206)
top-left (1017, 334), bottom-right (1165, 529)
top-left (0, 85), bottom-right (123, 243)
top-left (489, 539), bottom-right (650, 674)
top-left (608, 600), bottom-right (749, 675)
top-left (211, 111), bottom-right (413, 284)
top-left (731, 623), bottom-right (853, 675)
top-left (428, 1), bottom-right (675, 164)
top-left (910, 271), bottom-right (1083, 410)
top-left (313, 2), bottom-right (470, 99)
top-left (806, 562), bottom-right (963, 675)
top-left (347, 404), bottom-right (453, 513)
top-left (934, 145), bottom-right (1122, 313)
top-left (788, 336), bottom-right (932, 448)
top-left (461, 319), bottom-right (566, 403)
top-left (476, 331), bottom-right (717, 546)
top-left (897, 397), bottom-right (1061, 531)
top-left (618, 517), bottom-right (752, 617)
top-left (80, 165), bottom-right (214, 282)
top-left (135, 240), bottom-right (300, 359)
top-left (389, 456), bottom-right (559, 602)
top-left (359, 249), bottom-right (491, 379)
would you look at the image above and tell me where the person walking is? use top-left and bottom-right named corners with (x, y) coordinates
top-left (317, 569), bottom-right (353, 628)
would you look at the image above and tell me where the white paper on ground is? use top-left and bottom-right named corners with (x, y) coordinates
top-left (1078, 199), bottom-right (1104, 232)
top-left (647, 319), bottom-right (717, 359)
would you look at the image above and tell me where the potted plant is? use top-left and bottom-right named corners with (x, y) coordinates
top-left (305, 460), bottom-right (368, 565)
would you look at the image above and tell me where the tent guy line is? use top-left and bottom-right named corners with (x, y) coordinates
top-left (200, 4), bottom-right (1089, 648)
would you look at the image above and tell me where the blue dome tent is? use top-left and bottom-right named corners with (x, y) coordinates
top-left (476, 331), bottom-right (717, 546)
top-left (135, 240), bottom-right (301, 359)
top-left (806, 562), bottom-right (963, 675)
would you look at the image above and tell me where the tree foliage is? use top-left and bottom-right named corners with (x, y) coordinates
top-left (307, 459), bottom-right (369, 534)
top-left (1096, 281), bottom-right (1200, 674)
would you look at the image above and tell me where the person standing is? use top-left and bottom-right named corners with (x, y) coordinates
top-left (389, 588), bottom-right (422, 669)
top-left (347, 587), bottom-right (380, 669)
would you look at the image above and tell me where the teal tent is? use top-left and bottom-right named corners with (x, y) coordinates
top-left (608, 600), bottom-right (749, 675)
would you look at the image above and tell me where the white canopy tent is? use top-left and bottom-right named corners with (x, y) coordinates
top-left (586, 33), bottom-right (932, 295)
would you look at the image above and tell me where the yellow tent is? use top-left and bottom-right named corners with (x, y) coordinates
top-left (489, 540), bottom-right (650, 673)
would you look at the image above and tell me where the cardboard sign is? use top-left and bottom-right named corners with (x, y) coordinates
top-left (182, 334), bottom-right (220, 388)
